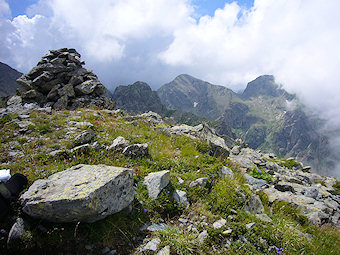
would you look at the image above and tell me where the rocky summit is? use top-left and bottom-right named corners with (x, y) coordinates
top-left (16, 48), bottom-right (114, 110)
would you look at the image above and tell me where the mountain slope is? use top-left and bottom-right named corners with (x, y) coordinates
top-left (158, 74), bottom-right (237, 120)
top-left (158, 74), bottom-right (333, 174)
top-left (112, 81), bottom-right (167, 114)
top-left (0, 62), bottom-right (22, 97)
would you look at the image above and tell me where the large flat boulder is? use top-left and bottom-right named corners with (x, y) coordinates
top-left (20, 164), bottom-right (134, 223)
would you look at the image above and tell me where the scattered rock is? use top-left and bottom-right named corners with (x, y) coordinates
top-left (222, 229), bottom-right (233, 235)
top-left (157, 245), bottom-right (170, 255)
top-left (146, 223), bottom-right (167, 232)
top-left (107, 136), bottom-right (129, 151)
top-left (197, 230), bottom-right (209, 245)
top-left (169, 123), bottom-right (230, 157)
top-left (243, 195), bottom-right (264, 214)
top-left (213, 218), bottom-right (227, 229)
top-left (173, 190), bottom-right (189, 207)
top-left (74, 129), bottom-right (95, 146)
top-left (177, 177), bottom-right (184, 184)
top-left (7, 218), bottom-right (29, 247)
top-left (143, 170), bottom-right (170, 200)
top-left (231, 145), bottom-right (241, 155)
top-left (122, 143), bottom-right (149, 157)
top-left (189, 177), bottom-right (208, 188)
top-left (70, 144), bottom-right (90, 154)
top-left (246, 222), bottom-right (256, 229)
top-left (220, 166), bottom-right (234, 178)
top-left (20, 164), bottom-right (134, 223)
top-left (256, 214), bottom-right (273, 223)
top-left (244, 174), bottom-right (268, 190)
top-left (142, 238), bottom-right (161, 252)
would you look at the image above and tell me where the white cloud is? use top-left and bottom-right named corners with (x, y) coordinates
top-left (0, 0), bottom-right (194, 86)
top-left (0, 0), bottom-right (10, 18)
top-left (160, 0), bottom-right (340, 126)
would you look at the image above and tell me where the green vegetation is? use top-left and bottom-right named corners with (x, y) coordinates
top-left (0, 108), bottom-right (339, 254)
top-left (249, 167), bottom-right (274, 183)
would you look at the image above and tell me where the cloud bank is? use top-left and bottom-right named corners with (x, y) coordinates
top-left (1, 0), bottom-right (340, 128)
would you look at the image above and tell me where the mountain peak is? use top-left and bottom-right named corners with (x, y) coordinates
top-left (112, 81), bottom-right (166, 114)
top-left (0, 62), bottom-right (22, 97)
top-left (242, 75), bottom-right (279, 99)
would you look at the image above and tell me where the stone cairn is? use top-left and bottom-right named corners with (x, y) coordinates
top-left (16, 48), bottom-right (115, 110)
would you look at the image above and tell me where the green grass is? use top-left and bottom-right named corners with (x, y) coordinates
top-left (0, 108), bottom-right (339, 254)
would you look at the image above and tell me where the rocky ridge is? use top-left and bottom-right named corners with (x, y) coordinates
top-left (157, 74), bottom-right (334, 177)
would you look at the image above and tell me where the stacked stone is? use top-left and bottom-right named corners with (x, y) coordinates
top-left (16, 48), bottom-right (114, 110)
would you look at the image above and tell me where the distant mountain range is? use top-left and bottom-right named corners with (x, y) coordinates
top-left (0, 61), bottom-right (335, 175)
top-left (158, 74), bottom-right (334, 174)
top-left (0, 62), bottom-right (22, 97)
top-left (111, 74), bottom-right (335, 175)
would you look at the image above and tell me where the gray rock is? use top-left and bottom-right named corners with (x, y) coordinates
top-left (75, 80), bottom-right (98, 95)
top-left (244, 174), bottom-right (268, 190)
top-left (177, 177), bottom-right (184, 184)
top-left (231, 145), bottom-right (241, 155)
top-left (107, 136), bottom-right (129, 151)
top-left (59, 83), bottom-right (75, 98)
top-left (143, 170), bottom-right (170, 200)
top-left (47, 84), bottom-right (62, 101)
top-left (122, 143), bottom-right (149, 157)
top-left (275, 183), bottom-right (295, 193)
top-left (7, 96), bottom-right (22, 106)
top-left (146, 223), bottom-right (167, 232)
top-left (157, 245), bottom-right (170, 255)
top-left (243, 195), bottom-right (264, 214)
top-left (102, 247), bottom-right (110, 254)
top-left (246, 222), bottom-right (256, 229)
top-left (197, 230), bottom-right (209, 245)
top-left (53, 95), bottom-right (69, 109)
top-left (173, 190), bottom-right (189, 207)
top-left (48, 150), bottom-right (68, 157)
top-left (265, 161), bottom-right (278, 171)
top-left (169, 123), bottom-right (230, 157)
top-left (20, 164), bottom-right (134, 223)
top-left (213, 218), bottom-right (227, 229)
top-left (7, 218), bottom-right (29, 247)
top-left (256, 214), bottom-right (273, 223)
top-left (142, 238), bottom-right (161, 252)
top-left (74, 129), bottom-right (95, 146)
top-left (71, 144), bottom-right (90, 154)
top-left (221, 166), bottom-right (234, 178)
top-left (189, 177), bottom-right (208, 188)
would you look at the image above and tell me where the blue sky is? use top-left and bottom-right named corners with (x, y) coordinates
top-left (7, 0), bottom-right (254, 18)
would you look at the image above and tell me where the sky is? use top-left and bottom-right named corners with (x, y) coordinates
top-left (0, 1), bottom-right (339, 123)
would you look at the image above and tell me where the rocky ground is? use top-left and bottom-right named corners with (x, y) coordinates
top-left (0, 48), bottom-right (339, 254)
top-left (0, 98), bottom-right (339, 254)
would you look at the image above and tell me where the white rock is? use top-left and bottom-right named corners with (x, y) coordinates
top-left (143, 238), bottom-right (161, 252)
top-left (197, 230), bottom-right (209, 245)
top-left (213, 218), bottom-right (226, 229)
top-left (144, 170), bottom-right (170, 200)
top-left (157, 245), bottom-right (170, 255)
